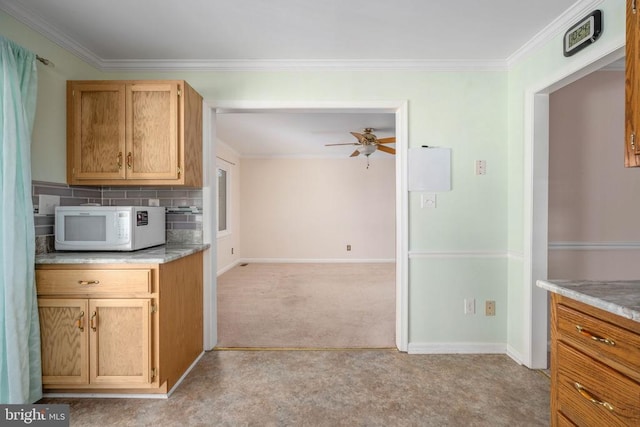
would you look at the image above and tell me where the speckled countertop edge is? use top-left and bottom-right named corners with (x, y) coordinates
top-left (537, 279), bottom-right (640, 323)
top-left (35, 244), bottom-right (210, 265)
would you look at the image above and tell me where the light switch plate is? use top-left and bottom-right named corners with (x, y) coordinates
top-left (38, 194), bottom-right (60, 215)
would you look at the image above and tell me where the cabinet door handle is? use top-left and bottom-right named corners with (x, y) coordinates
top-left (574, 382), bottom-right (615, 412)
top-left (117, 152), bottom-right (123, 169)
top-left (90, 311), bottom-right (97, 331)
top-left (75, 311), bottom-right (85, 332)
top-left (634, 0), bottom-right (638, 14)
top-left (78, 280), bottom-right (100, 286)
top-left (127, 152), bottom-right (132, 169)
top-left (575, 325), bottom-right (615, 346)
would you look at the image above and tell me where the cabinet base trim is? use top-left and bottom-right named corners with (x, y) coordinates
top-left (167, 351), bottom-right (205, 398)
top-left (42, 352), bottom-right (205, 399)
top-left (44, 391), bottom-right (168, 399)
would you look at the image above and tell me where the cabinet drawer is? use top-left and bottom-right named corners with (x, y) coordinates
top-left (557, 342), bottom-right (640, 426)
top-left (36, 269), bottom-right (151, 295)
top-left (556, 411), bottom-right (577, 427)
top-left (557, 303), bottom-right (640, 382)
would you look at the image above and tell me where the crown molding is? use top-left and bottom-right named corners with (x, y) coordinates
top-left (0, 0), bottom-right (103, 68)
top-left (506, 0), bottom-right (604, 67)
top-left (98, 58), bottom-right (508, 72)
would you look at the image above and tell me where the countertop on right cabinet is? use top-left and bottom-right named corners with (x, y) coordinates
top-left (537, 279), bottom-right (640, 426)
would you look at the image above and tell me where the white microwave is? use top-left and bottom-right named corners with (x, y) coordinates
top-left (55, 206), bottom-right (166, 251)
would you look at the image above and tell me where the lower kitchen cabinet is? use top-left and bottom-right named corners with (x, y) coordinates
top-left (38, 298), bottom-right (151, 387)
top-left (36, 252), bottom-right (203, 394)
top-left (550, 293), bottom-right (640, 426)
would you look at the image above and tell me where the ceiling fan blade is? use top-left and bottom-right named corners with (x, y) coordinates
top-left (376, 144), bottom-right (396, 155)
top-left (325, 142), bottom-right (359, 146)
top-left (350, 149), bottom-right (361, 157)
top-left (376, 137), bottom-right (396, 144)
top-left (350, 132), bottom-right (364, 141)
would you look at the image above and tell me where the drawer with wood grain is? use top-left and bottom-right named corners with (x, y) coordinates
top-left (36, 269), bottom-right (151, 295)
top-left (556, 303), bottom-right (640, 383)
top-left (556, 342), bottom-right (640, 426)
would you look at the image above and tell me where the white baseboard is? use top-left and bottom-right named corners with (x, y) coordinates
top-left (408, 342), bottom-right (506, 355)
top-left (217, 260), bottom-right (241, 276)
top-left (239, 258), bottom-right (396, 264)
top-left (167, 351), bottom-right (205, 397)
top-left (506, 344), bottom-right (525, 365)
top-left (217, 258), bottom-right (395, 276)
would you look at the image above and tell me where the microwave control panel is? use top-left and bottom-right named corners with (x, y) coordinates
top-left (117, 212), bottom-right (130, 241)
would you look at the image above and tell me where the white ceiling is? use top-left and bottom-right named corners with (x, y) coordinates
top-left (217, 112), bottom-right (396, 158)
top-left (0, 0), bottom-right (583, 157)
top-left (1, 0), bottom-right (579, 68)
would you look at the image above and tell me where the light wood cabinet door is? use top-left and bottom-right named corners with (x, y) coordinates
top-left (67, 80), bottom-right (202, 186)
top-left (126, 83), bottom-right (179, 180)
top-left (626, 0), bottom-right (640, 167)
top-left (38, 299), bottom-right (89, 385)
top-left (68, 83), bottom-right (126, 180)
top-left (89, 299), bottom-right (151, 386)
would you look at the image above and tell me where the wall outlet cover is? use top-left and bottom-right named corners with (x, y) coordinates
top-left (38, 194), bottom-right (60, 215)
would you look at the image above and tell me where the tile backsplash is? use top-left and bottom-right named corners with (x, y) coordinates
top-left (33, 181), bottom-right (203, 254)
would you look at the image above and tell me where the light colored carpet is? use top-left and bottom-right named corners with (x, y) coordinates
top-left (217, 263), bottom-right (396, 348)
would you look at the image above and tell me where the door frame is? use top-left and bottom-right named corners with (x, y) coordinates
top-left (201, 100), bottom-right (409, 352)
top-left (524, 44), bottom-right (624, 368)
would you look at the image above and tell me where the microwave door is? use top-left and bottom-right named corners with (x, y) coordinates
top-left (64, 215), bottom-right (107, 242)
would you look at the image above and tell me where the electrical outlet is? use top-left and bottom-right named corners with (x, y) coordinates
top-left (486, 300), bottom-right (496, 316)
top-left (347, 244), bottom-right (352, 251)
top-left (148, 198), bottom-right (160, 207)
top-left (464, 298), bottom-right (475, 315)
top-left (231, 248), bottom-right (234, 255)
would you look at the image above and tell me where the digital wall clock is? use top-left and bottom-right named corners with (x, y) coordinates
top-left (563, 10), bottom-right (602, 57)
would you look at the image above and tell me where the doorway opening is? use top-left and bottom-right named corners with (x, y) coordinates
top-left (202, 101), bottom-right (409, 352)
top-left (525, 47), bottom-right (624, 368)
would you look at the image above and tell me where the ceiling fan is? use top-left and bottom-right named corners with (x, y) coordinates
top-left (325, 128), bottom-right (396, 158)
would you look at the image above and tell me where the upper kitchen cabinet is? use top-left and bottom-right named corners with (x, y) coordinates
top-left (626, 0), bottom-right (640, 167)
top-left (67, 80), bottom-right (203, 186)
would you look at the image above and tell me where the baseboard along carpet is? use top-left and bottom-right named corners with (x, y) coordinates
top-left (217, 263), bottom-right (396, 348)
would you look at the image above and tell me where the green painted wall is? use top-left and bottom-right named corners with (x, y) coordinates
top-left (1, 1), bottom-right (625, 354)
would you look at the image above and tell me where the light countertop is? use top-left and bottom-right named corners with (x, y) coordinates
top-left (35, 243), bottom-right (210, 265)
top-left (536, 279), bottom-right (640, 323)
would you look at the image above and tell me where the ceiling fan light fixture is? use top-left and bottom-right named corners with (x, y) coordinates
top-left (359, 145), bottom-right (376, 156)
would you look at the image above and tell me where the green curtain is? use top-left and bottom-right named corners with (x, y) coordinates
top-left (0, 36), bottom-right (42, 404)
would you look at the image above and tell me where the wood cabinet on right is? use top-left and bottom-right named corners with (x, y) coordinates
top-left (626, 0), bottom-right (640, 167)
top-left (550, 293), bottom-right (640, 426)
